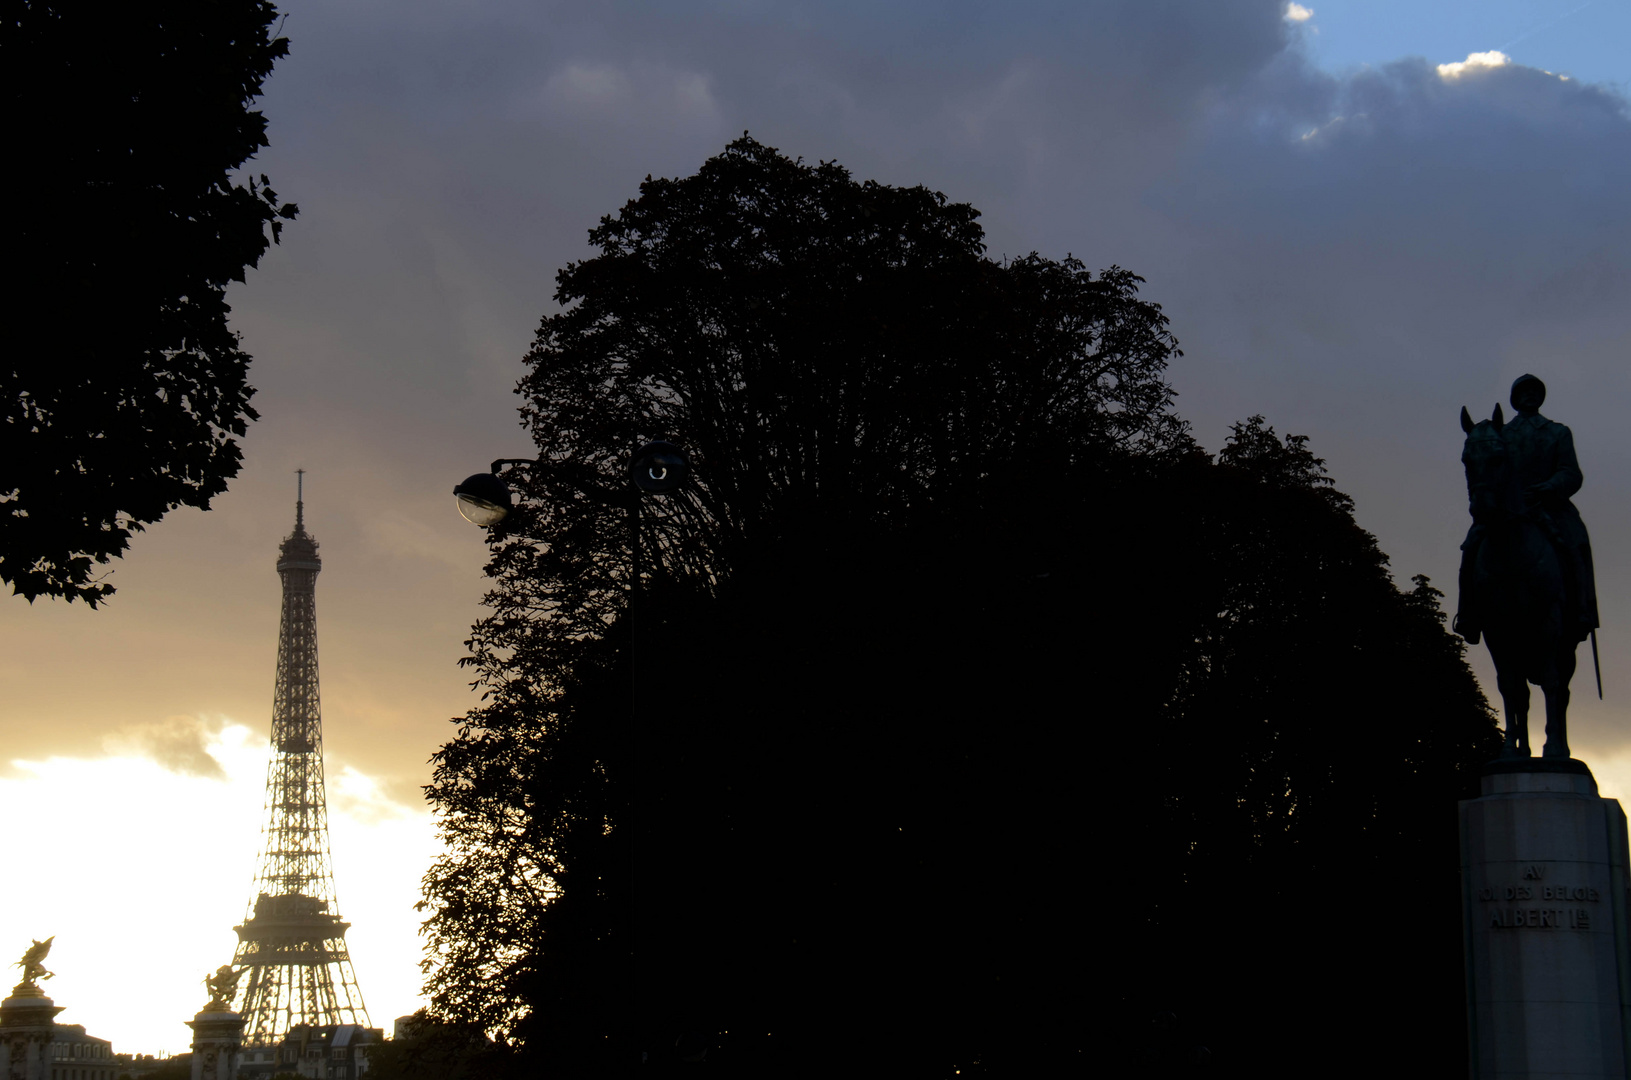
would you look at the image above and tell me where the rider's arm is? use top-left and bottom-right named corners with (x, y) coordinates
top-left (1544, 426), bottom-right (1584, 499)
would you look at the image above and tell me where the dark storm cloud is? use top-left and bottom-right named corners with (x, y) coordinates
top-left (247, 0), bottom-right (1631, 750)
top-left (242, 0), bottom-right (1297, 415)
top-left (11, 1), bottom-right (1630, 781)
top-left (1124, 40), bottom-right (1631, 750)
top-left (1183, 53), bottom-right (1631, 278)
top-left (1156, 48), bottom-right (1631, 529)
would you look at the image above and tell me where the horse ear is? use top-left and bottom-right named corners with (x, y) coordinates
top-left (1461, 406), bottom-right (1474, 433)
top-left (1493, 403), bottom-right (1505, 432)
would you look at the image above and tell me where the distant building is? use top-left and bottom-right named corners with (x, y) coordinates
top-left (235, 1044), bottom-right (279, 1077)
top-left (45, 1023), bottom-right (115, 1080)
top-left (0, 985), bottom-right (118, 1080)
top-left (238, 1025), bottom-right (383, 1080)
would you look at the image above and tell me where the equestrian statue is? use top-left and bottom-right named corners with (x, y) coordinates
top-left (1456, 373), bottom-right (1600, 759)
top-left (202, 964), bottom-right (241, 1011)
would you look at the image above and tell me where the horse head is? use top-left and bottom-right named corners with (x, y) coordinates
top-left (1461, 403), bottom-right (1524, 521)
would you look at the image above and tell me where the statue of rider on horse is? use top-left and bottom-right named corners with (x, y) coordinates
top-left (1457, 373), bottom-right (1599, 760)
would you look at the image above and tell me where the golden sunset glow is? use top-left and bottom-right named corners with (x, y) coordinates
top-left (0, 723), bottom-right (438, 1053)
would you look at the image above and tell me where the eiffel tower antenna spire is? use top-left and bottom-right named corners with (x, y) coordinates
top-left (229, 475), bottom-right (370, 1041)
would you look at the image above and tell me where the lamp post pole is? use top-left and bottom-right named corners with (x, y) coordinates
top-left (454, 441), bottom-right (689, 1066)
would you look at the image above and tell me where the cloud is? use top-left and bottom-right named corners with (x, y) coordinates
top-left (1284, 3), bottom-right (1313, 23)
top-left (1437, 50), bottom-right (1511, 80)
top-left (102, 715), bottom-right (227, 779)
top-left (546, 61), bottom-right (636, 109)
top-left (527, 60), bottom-right (722, 130)
top-left (359, 509), bottom-right (474, 574)
top-left (329, 764), bottom-right (414, 827)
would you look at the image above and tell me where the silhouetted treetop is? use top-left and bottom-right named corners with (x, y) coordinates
top-left (1220, 413), bottom-right (1353, 511)
top-left (466, 135), bottom-right (1190, 693)
top-left (533, 137), bottom-right (1188, 521)
top-left (1, 1), bottom-right (297, 604)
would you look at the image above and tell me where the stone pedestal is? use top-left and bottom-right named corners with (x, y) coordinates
top-left (186, 1007), bottom-right (245, 1080)
top-left (0, 991), bottom-right (65, 1080)
top-left (1461, 759), bottom-right (1631, 1079)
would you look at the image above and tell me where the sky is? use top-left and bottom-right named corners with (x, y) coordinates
top-left (5, 0), bottom-right (1631, 1054)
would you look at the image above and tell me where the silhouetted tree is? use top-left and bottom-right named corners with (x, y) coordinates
top-left (420, 139), bottom-right (1498, 1078)
top-left (364, 1010), bottom-right (511, 1080)
top-left (0, 1), bottom-right (297, 604)
top-left (128, 1058), bottom-right (191, 1080)
top-left (1122, 417), bottom-right (1499, 1075)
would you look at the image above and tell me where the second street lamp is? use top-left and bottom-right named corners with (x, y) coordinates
top-left (629, 440), bottom-right (688, 495)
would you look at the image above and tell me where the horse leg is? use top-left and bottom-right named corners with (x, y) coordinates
top-left (1542, 647), bottom-right (1578, 760)
top-left (1489, 638), bottom-right (1531, 757)
top-left (1500, 676), bottom-right (1532, 757)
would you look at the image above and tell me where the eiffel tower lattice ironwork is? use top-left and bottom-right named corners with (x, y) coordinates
top-left (231, 472), bottom-right (370, 1041)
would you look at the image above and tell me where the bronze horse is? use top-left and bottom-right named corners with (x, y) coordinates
top-left (1460, 404), bottom-right (1576, 758)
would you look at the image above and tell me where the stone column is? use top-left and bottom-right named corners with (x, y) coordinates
top-left (186, 1007), bottom-right (245, 1080)
top-left (0, 989), bottom-right (64, 1080)
top-left (1461, 758), bottom-right (1631, 1079)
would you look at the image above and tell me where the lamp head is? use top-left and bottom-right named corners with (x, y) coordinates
top-left (631, 441), bottom-right (690, 495)
top-left (454, 472), bottom-right (514, 526)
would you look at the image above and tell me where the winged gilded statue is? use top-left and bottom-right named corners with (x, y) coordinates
top-left (13, 937), bottom-right (55, 988)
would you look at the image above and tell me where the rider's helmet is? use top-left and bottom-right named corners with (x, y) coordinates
top-left (1511, 373), bottom-right (1546, 411)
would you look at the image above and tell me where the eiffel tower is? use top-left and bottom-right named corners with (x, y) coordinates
top-left (231, 472), bottom-right (370, 1041)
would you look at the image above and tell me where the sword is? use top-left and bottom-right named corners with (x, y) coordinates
top-left (1591, 629), bottom-right (1603, 700)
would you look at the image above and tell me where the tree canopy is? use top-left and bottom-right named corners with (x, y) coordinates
top-left (0, 0), bottom-right (297, 604)
top-left (420, 137), bottom-right (1498, 1077)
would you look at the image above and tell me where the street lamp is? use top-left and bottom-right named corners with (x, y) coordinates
top-left (452, 439), bottom-right (690, 1066)
top-left (452, 470), bottom-right (514, 526)
top-left (453, 441), bottom-right (690, 525)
